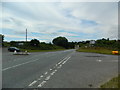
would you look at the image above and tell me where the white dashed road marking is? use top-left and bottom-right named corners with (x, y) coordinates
top-left (51, 71), bottom-right (55, 76)
top-left (44, 72), bottom-right (48, 75)
top-left (40, 75), bottom-right (43, 78)
top-left (27, 54), bottom-right (72, 88)
top-left (62, 60), bottom-right (67, 64)
top-left (54, 69), bottom-right (57, 72)
top-left (45, 76), bottom-right (51, 81)
top-left (38, 81), bottom-right (46, 87)
top-left (28, 80), bottom-right (37, 87)
top-left (97, 60), bottom-right (102, 62)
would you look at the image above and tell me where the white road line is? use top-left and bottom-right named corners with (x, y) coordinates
top-left (50, 68), bottom-right (52, 71)
top-left (38, 76), bottom-right (43, 80)
top-left (58, 65), bottom-right (62, 69)
top-left (51, 71), bottom-right (55, 75)
top-left (61, 56), bottom-right (69, 62)
top-left (45, 76), bottom-right (51, 81)
top-left (34, 55), bottom-right (72, 88)
top-left (54, 69), bottom-right (57, 72)
top-left (57, 65), bottom-right (62, 68)
top-left (2, 59), bottom-right (39, 71)
top-left (58, 61), bottom-right (62, 65)
top-left (28, 80), bottom-right (37, 87)
top-left (3, 51), bottom-right (72, 71)
top-left (40, 75), bottom-right (43, 78)
top-left (59, 65), bottom-right (62, 67)
top-left (44, 72), bottom-right (48, 75)
top-left (57, 57), bottom-right (71, 68)
top-left (62, 60), bottom-right (67, 64)
top-left (66, 56), bottom-right (71, 61)
top-left (97, 60), bottom-right (102, 62)
top-left (57, 56), bottom-right (70, 65)
top-left (38, 81), bottom-right (46, 87)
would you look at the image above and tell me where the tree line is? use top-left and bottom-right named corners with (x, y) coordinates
top-left (2, 36), bottom-right (76, 50)
top-left (77, 38), bottom-right (120, 50)
top-left (1, 34), bottom-right (120, 50)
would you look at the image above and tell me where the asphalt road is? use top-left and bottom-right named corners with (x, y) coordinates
top-left (2, 48), bottom-right (118, 88)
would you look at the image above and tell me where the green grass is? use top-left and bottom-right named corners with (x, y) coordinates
top-left (100, 75), bottom-right (120, 88)
top-left (76, 47), bottom-right (119, 55)
top-left (20, 49), bottom-right (66, 52)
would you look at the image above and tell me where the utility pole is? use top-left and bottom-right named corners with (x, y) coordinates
top-left (26, 28), bottom-right (27, 42)
top-left (25, 28), bottom-right (28, 53)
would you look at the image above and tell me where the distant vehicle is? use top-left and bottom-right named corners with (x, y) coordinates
top-left (8, 47), bottom-right (20, 52)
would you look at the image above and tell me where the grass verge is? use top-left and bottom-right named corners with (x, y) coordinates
top-left (100, 75), bottom-right (120, 88)
top-left (76, 47), bottom-right (119, 55)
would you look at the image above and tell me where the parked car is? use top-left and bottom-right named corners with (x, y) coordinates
top-left (8, 47), bottom-right (20, 52)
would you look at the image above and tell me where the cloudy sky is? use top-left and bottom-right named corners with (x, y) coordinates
top-left (1, 2), bottom-right (118, 42)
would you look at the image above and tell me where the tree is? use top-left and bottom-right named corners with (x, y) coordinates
top-left (52, 36), bottom-right (68, 48)
top-left (10, 41), bottom-right (16, 46)
top-left (0, 34), bottom-right (4, 42)
top-left (0, 34), bottom-right (4, 46)
top-left (68, 42), bottom-right (75, 48)
top-left (30, 39), bottom-right (40, 46)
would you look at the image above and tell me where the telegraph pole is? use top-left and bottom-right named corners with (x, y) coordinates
top-left (26, 28), bottom-right (27, 42)
top-left (25, 28), bottom-right (28, 53)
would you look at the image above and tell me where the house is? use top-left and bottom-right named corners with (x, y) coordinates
top-left (75, 45), bottom-right (79, 49)
top-left (90, 40), bottom-right (95, 45)
top-left (17, 43), bottom-right (24, 46)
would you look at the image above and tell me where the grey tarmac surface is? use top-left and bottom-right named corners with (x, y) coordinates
top-left (2, 48), bottom-right (118, 88)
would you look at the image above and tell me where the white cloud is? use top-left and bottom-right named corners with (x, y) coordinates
top-left (2, 2), bottom-right (118, 42)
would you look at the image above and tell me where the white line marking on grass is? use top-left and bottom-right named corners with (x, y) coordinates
top-left (28, 80), bottom-right (37, 87)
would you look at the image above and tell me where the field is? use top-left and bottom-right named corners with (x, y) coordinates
top-left (76, 47), bottom-right (119, 55)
